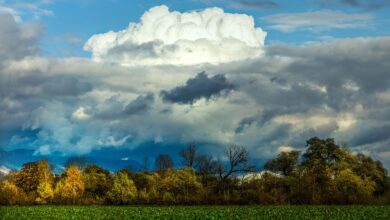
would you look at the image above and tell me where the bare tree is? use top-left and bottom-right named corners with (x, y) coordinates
top-left (142, 156), bottom-right (150, 172)
top-left (64, 156), bottom-right (88, 170)
top-left (218, 145), bottom-right (255, 180)
top-left (195, 155), bottom-right (218, 175)
top-left (179, 144), bottom-right (197, 168)
top-left (155, 154), bottom-right (173, 172)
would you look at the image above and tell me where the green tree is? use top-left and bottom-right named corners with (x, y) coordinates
top-left (335, 169), bottom-right (375, 204)
top-left (130, 172), bottom-right (160, 203)
top-left (107, 172), bottom-right (137, 204)
top-left (264, 150), bottom-right (300, 176)
top-left (82, 164), bottom-right (113, 199)
top-left (302, 137), bottom-right (342, 166)
top-left (353, 153), bottom-right (389, 196)
top-left (160, 168), bottom-right (203, 204)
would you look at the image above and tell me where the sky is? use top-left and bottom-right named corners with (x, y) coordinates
top-left (0, 0), bottom-right (390, 170)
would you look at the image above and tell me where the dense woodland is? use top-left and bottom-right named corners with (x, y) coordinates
top-left (1, 137), bottom-right (389, 205)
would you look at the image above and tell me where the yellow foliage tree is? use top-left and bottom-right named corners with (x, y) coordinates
top-left (36, 160), bottom-right (54, 204)
top-left (0, 180), bottom-right (23, 205)
top-left (55, 165), bottom-right (84, 204)
top-left (36, 182), bottom-right (54, 204)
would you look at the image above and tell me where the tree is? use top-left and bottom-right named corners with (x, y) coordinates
top-left (14, 162), bottom-right (40, 193)
top-left (0, 180), bottom-right (24, 205)
top-left (160, 168), bottom-right (203, 204)
top-left (36, 182), bottom-right (54, 204)
top-left (155, 154), bottom-right (173, 172)
top-left (107, 172), bottom-right (137, 204)
top-left (36, 160), bottom-right (54, 204)
top-left (264, 150), bottom-right (300, 176)
top-left (195, 155), bottom-right (218, 176)
top-left (64, 156), bottom-right (88, 170)
top-left (179, 144), bottom-right (197, 168)
top-left (132, 172), bottom-right (160, 203)
top-left (335, 169), bottom-right (375, 204)
top-left (54, 165), bottom-right (84, 204)
top-left (14, 160), bottom-right (53, 195)
top-left (82, 164), bottom-right (112, 198)
top-left (302, 137), bottom-right (342, 166)
top-left (218, 145), bottom-right (255, 180)
top-left (142, 156), bottom-right (150, 172)
top-left (354, 153), bottom-right (389, 196)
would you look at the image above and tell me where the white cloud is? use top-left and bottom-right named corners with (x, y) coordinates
top-left (263, 10), bottom-right (373, 32)
top-left (84, 5), bottom-right (267, 66)
top-left (277, 145), bottom-right (297, 153)
top-left (98, 135), bottom-right (131, 147)
top-left (11, 0), bottom-right (54, 20)
top-left (72, 107), bottom-right (91, 121)
top-left (0, 5), bottom-right (21, 22)
top-left (0, 165), bottom-right (11, 175)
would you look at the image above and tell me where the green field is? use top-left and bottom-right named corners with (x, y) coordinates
top-left (1, 206), bottom-right (389, 220)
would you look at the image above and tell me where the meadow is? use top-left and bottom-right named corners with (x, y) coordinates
top-left (1, 206), bottom-right (390, 220)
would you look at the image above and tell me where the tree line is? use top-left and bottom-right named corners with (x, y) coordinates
top-left (0, 137), bottom-right (389, 205)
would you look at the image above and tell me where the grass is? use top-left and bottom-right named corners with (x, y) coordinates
top-left (1, 205), bottom-right (389, 220)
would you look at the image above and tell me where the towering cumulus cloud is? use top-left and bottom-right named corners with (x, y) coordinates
top-left (84, 5), bottom-right (267, 66)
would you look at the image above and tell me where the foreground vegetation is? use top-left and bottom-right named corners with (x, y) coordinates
top-left (1, 206), bottom-right (390, 220)
top-left (0, 137), bottom-right (389, 205)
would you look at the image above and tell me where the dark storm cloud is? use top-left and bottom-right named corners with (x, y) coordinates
top-left (350, 123), bottom-right (390, 146)
top-left (160, 72), bottom-right (235, 104)
top-left (124, 93), bottom-right (155, 115)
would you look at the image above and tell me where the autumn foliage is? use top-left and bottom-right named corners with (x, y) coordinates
top-left (0, 137), bottom-right (389, 205)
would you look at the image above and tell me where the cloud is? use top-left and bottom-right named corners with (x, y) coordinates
top-left (72, 107), bottom-right (91, 121)
top-left (84, 5), bottom-right (267, 66)
top-left (319, 0), bottom-right (390, 9)
top-left (1, 4), bottom-right (390, 169)
top-left (42, 76), bottom-right (92, 96)
top-left (124, 93), bottom-right (155, 115)
top-left (262, 10), bottom-right (373, 32)
top-left (0, 165), bottom-right (11, 175)
top-left (10, 0), bottom-right (54, 20)
top-left (277, 145), bottom-right (297, 153)
top-left (0, 6), bottom-right (21, 22)
top-left (160, 72), bottom-right (235, 104)
top-left (60, 33), bottom-right (84, 46)
top-left (0, 13), bottom-right (43, 61)
top-left (233, 0), bottom-right (279, 10)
